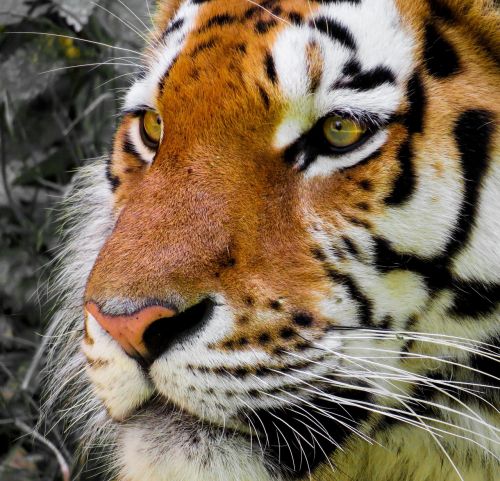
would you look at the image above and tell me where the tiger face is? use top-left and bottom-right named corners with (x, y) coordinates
top-left (48, 1), bottom-right (499, 480)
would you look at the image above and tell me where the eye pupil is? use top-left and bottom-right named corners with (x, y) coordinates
top-left (323, 115), bottom-right (366, 150)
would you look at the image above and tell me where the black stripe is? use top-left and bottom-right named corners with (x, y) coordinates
top-left (373, 237), bottom-right (451, 289)
top-left (342, 236), bottom-right (363, 260)
top-left (257, 84), bottom-right (271, 110)
top-left (328, 270), bottom-right (374, 326)
top-left (373, 237), bottom-right (500, 318)
top-left (424, 23), bottom-right (461, 78)
top-left (404, 72), bottom-right (426, 134)
top-left (342, 59), bottom-right (361, 76)
top-left (312, 17), bottom-right (356, 50)
top-left (105, 159), bottom-right (120, 191)
top-left (243, 6), bottom-right (259, 19)
top-left (159, 55), bottom-right (180, 94)
top-left (191, 37), bottom-right (218, 57)
top-left (123, 137), bottom-right (140, 158)
top-left (244, 383), bottom-right (371, 477)
top-left (429, 0), bottom-right (499, 64)
top-left (288, 11), bottom-right (303, 25)
top-left (469, 335), bottom-right (500, 388)
top-left (450, 282), bottom-right (500, 317)
top-left (385, 139), bottom-right (415, 205)
top-left (198, 13), bottom-right (238, 33)
top-left (164, 18), bottom-right (184, 37)
top-left (384, 72), bottom-right (426, 205)
top-left (255, 19), bottom-right (277, 34)
top-left (264, 52), bottom-right (278, 84)
top-left (447, 109), bottom-right (494, 258)
top-left (428, 0), bottom-right (454, 21)
top-left (334, 66), bottom-right (396, 91)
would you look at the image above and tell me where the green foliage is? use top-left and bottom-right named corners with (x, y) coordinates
top-left (0, 1), bottom-right (151, 479)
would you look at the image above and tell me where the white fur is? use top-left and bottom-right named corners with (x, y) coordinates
top-left (83, 313), bottom-right (153, 420)
top-left (374, 146), bottom-right (464, 258)
top-left (119, 420), bottom-right (280, 481)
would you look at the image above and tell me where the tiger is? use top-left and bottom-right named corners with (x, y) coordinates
top-left (44, 0), bottom-right (500, 480)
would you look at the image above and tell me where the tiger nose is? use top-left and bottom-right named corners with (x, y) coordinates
top-left (85, 302), bottom-right (177, 360)
top-left (85, 300), bottom-right (212, 363)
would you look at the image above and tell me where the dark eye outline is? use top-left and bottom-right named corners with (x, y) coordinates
top-left (139, 110), bottom-right (162, 150)
top-left (284, 112), bottom-right (379, 170)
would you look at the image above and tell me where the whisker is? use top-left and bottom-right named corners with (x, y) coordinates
top-left (8, 32), bottom-right (143, 56)
top-left (244, 0), bottom-right (291, 25)
top-left (312, 344), bottom-right (499, 436)
top-left (259, 373), bottom-right (376, 445)
top-left (114, 0), bottom-right (152, 33)
top-left (92, 2), bottom-right (153, 48)
top-left (40, 62), bottom-right (140, 75)
top-left (276, 349), bottom-right (499, 451)
top-left (338, 345), bottom-right (499, 384)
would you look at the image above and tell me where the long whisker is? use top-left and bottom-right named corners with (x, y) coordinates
top-left (92, 2), bottom-right (153, 48)
top-left (244, 0), bottom-right (291, 25)
top-left (114, 0), bottom-right (152, 32)
top-left (263, 376), bottom-right (376, 445)
top-left (7, 32), bottom-right (143, 56)
top-left (40, 62), bottom-right (140, 75)
top-left (256, 389), bottom-right (344, 454)
top-left (311, 344), bottom-right (499, 436)
top-left (223, 369), bottom-right (271, 451)
top-left (327, 330), bottom-right (500, 355)
top-left (331, 345), bottom-right (499, 386)
top-left (274, 350), bottom-right (499, 452)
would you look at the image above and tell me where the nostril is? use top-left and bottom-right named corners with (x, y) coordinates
top-left (143, 298), bottom-right (214, 361)
top-left (85, 298), bottom-right (215, 366)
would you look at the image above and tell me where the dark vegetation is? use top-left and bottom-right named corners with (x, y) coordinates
top-left (0, 1), bottom-right (151, 479)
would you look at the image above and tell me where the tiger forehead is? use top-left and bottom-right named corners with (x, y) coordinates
top-left (127, 0), bottom-right (419, 117)
top-left (157, 0), bottom-right (312, 92)
top-left (159, 0), bottom-right (311, 37)
top-left (126, 1), bottom-right (320, 106)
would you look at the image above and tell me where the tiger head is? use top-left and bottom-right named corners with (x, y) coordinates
top-left (48, 1), bottom-right (499, 480)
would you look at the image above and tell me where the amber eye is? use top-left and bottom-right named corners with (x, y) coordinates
top-left (140, 110), bottom-right (162, 149)
top-left (323, 115), bottom-right (367, 150)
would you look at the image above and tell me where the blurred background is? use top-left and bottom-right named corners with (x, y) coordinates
top-left (0, 1), bottom-right (152, 479)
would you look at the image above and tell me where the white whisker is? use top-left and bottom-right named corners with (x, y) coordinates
top-left (8, 32), bottom-right (143, 55)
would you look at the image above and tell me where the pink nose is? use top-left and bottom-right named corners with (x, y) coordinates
top-left (85, 302), bottom-right (176, 359)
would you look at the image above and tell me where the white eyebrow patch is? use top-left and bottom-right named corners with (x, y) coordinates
top-left (123, 0), bottom-right (200, 112)
top-left (322, 0), bottom-right (415, 76)
top-left (272, 26), bottom-right (316, 101)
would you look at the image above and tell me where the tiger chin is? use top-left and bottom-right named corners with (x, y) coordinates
top-left (45, 0), bottom-right (499, 480)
